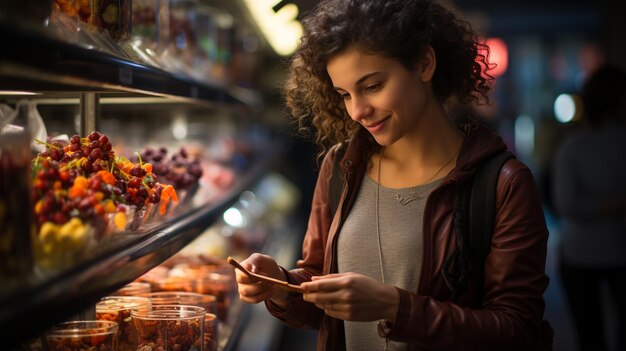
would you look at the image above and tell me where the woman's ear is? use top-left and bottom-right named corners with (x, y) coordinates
top-left (416, 46), bottom-right (436, 82)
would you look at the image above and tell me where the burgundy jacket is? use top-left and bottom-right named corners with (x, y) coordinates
top-left (267, 123), bottom-right (550, 350)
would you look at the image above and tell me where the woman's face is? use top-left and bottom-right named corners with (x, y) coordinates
top-left (326, 45), bottom-right (435, 146)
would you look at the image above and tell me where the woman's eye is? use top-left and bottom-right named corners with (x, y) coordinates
top-left (365, 83), bottom-right (382, 92)
top-left (339, 92), bottom-right (351, 100)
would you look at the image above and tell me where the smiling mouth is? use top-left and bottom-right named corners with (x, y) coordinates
top-left (364, 116), bottom-right (389, 129)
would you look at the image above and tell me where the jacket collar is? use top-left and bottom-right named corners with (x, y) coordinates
top-left (451, 122), bottom-right (509, 182)
top-left (340, 121), bottom-right (509, 184)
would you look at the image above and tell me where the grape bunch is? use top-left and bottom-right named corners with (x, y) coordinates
top-left (137, 146), bottom-right (203, 190)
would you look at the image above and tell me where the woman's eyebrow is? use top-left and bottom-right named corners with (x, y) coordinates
top-left (333, 72), bottom-right (381, 90)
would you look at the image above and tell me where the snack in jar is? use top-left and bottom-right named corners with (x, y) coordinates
top-left (132, 304), bottom-right (205, 351)
top-left (203, 313), bottom-right (219, 351)
top-left (42, 320), bottom-right (118, 351)
top-left (182, 272), bottom-right (235, 323)
top-left (141, 291), bottom-right (219, 350)
top-left (96, 296), bottom-right (151, 351)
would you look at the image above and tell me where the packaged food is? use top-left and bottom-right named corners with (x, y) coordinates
top-left (131, 0), bottom-right (161, 48)
top-left (96, 296), bottom-right (151, 351)
top-left (160, 0), bottom-right (198, 76)
top-left (190, 3), bottom-right (218, 81)
top-left (42, 321), bottom-right (118, 351)
top-left (97, 0), bottom-right (131, 42)
top-left (132, 305), bottom-right (205, 351)
top-left (52, 0), bottom-right (96, 25)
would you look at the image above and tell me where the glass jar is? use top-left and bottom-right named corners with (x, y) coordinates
top-left (132, 0), bottom-right (161, 49)
top-left (125, 0), bottom-right (170, 67)
top-left (213, 8), bottom-right (234, 84)
top-left (95, 296), bottom-right (151, 351)
top-left (0, 109), bottom-right (33, 286)
top-left (203, 313), bottom-right (218, 351)
top-left (150, 275), bottom-right (188, 292)
top-left (42, 320), bottom-right (118, 351)
top-left (160, 0), bottom-right (198, 76)
top-left (132, 305), bottom-right (205, 351)
top-left (113, 281), bottom-right (151, 296)
top-left (141, 291), bottom-right (216, 315)
top-left (141, 291), bottom-right (219, 351)
top-left (136, 265), bottom-right (170, 285)
top-left (96, 0), bottom-right (131, 42)
top-left (190, 3), bottom-right (217, 81)
top-left (183, 272), bottom-right (235, 323)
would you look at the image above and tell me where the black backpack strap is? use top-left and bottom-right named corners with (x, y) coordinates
top-left (468, 150), bottom-right (515, 307)
top-left (328, 143), bottom-right (348, 216)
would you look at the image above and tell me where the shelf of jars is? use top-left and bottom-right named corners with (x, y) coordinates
top-left (0, 1), bottom-right (280, 348)
top-left (0, 132), bottom-right (278, 348)
top-left (0, 20), bottom-right (259, 107)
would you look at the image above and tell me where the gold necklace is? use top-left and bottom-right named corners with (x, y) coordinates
top-left (420, 149), bottom-right (460, 185)
top-left (375, 148), bottom-right (389, 351)
top-left (375, 147), bottom-right (459, 350)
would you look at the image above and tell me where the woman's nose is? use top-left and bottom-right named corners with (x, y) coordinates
top-left (347, 97), bottom-right (373, 122)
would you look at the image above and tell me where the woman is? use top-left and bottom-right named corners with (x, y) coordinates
top-left (552, 65), bottom-right (626, 351)
top-left (235, 0), bottom-right (551, 350)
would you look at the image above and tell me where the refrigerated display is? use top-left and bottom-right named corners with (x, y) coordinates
top-left (0, 5), bottom-right (300, 349)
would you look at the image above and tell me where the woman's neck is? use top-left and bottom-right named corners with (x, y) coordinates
top-left (373, 108), bottom-right (464, 188)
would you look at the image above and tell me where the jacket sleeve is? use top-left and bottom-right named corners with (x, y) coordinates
top-left (384, 161), bottom-right (550, 350)
top-left (265, 146), bottom-right (339, 329)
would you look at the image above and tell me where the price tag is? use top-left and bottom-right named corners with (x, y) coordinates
top-left (119, 68), bottom-right (133, 85)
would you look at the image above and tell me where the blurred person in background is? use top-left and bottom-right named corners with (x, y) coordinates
top-left (234, 0), bottom-right (552, 350)
top-left (552, 64), bottom-right (626, 351)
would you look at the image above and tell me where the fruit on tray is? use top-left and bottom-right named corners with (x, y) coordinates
top-left (31, 131), bottom-right (179, 271)
top-left (137, 146), bottom-right (203, 191)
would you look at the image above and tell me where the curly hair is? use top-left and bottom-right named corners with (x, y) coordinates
top-left (283, 0), bottom-right (494, 160)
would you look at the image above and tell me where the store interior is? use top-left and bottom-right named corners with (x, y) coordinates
top-left (1, 0), bottom-right (625, 350)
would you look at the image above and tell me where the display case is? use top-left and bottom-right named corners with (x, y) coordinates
top-left (0, 8), bottom-right (296, 349)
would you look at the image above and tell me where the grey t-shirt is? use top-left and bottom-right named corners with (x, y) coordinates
top-left (337, 175), bottom-right (442, 350)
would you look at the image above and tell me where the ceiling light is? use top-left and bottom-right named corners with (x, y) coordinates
top-left (242, 0), bottom-right (303, 56)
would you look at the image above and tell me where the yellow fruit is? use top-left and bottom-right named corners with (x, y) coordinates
top-left (39, 222), bottom-right (59, 241)
top-left (114, 212), bottom-right (127, 230)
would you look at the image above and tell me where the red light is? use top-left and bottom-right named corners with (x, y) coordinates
top-left (483, 37), bottom-right (508, 77)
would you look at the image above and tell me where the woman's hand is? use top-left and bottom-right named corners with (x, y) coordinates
top-left (234, 253), bottom-right (289, 308)
top-left (301, 272), bottom-right (399, 322)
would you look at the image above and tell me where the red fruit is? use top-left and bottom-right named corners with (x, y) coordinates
top-left (88, 131), bottom-right (101, 141)
top-left (52, 212), bottom-right (67, 224)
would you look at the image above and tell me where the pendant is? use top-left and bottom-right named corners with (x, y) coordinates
top-left (394, 192), bottom-right (421, 206)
